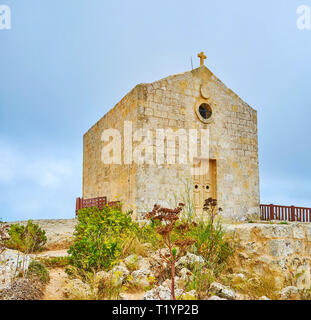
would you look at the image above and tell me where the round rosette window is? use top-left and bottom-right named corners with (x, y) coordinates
top-left (195, 102), bottom-right (213, 123)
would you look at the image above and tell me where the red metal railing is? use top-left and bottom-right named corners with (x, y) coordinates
top-left (75, 197), bottom-right (120, 215)
top-left (260, 204), bottom-right (311, 222)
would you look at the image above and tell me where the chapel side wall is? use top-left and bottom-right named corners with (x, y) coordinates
top-left (134, 67), bottom-right (259, 221)
top-left (83, 87), bottom-right (139, 213)
top-left (213, 84), bottom-right (260, 221)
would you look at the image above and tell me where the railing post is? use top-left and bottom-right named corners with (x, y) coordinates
top-left (291, 206), bottom-right (296, 222)
top-left (269, 204), bottom-right (274, 220)
top-left (75, 197), bottom-right (82, 216)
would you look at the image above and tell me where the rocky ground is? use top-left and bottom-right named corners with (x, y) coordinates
top-left (1, 219), bottom-right (311, 300)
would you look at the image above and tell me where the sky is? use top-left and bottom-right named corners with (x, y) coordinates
top-left (0, 0), bottom-right (310, 221)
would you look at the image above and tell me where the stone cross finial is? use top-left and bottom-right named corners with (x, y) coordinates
top-left (197, 52), bottom-right (207, 66)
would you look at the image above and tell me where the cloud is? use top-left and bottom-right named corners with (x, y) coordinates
top-left (0, 140), bottom-right (73, 188)
top-left (25, 160), bottom-right (73, 188)
top-left (0, 139), bottom-right (81, 221)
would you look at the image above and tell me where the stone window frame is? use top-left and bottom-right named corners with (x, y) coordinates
top-left (194, 98), bottom-right (214, 124)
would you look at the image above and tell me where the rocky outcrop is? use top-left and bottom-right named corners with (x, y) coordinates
top-left (124, 254), bottom-right (151, 270)
top-left (209, 282), bottom-right (236, 300)
top-left (176, 252), bottom-right (205, 270)
top-left (0, 249), bottom-right (32, 291)
top-left (130, 268), bottom-right (154, 288)
top-left (62, 278), bottom-right (91, 299)
top-left (109, 264), bottom-right (130, 286)
top-left (143, 283), bottom-right (196, 300)
top-left (0, 278), bottom-right (44, 300)
top-left (224, 222), bottom-right (311, 290)
top-left (280, 286), bottom-right (300, 300)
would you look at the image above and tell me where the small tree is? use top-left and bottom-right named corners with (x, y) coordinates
top-left (5, 221), bottom-right (47, 253)
top-left (146, 203), bottom-right (195, 300)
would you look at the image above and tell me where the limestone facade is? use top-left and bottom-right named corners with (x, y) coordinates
top-left (83, 66), bottom-right (260, 221)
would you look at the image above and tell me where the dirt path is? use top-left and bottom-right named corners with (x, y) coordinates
top-left (43, 268), bottom-right (68, 300)
top-left (37, 249), bottom-right (70, 300)
top-left (35, 249), bottom-right (69, 259)
top-left (39, 248), bottom-right (145, 300)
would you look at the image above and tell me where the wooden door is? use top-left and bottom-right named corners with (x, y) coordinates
top-left (193, 159), bottom-right (217, 213)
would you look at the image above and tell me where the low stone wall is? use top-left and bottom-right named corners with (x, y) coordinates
top-left (224, 222), bottom-right (311, 289)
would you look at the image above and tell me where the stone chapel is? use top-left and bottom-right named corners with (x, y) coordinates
top-left (82, 55), bottom-right (260, 221)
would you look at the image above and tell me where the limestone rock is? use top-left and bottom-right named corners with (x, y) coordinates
top-left (269, 240), bottom-right (294, 257)
top-left (138, 257), bottom-right (151, 270)
top-left (62, 278), bottom-right (91, 299)
top-left (119, 293), bottom-right (129, 300)
top-left (161, 277), bottom-right (181, 289)
top-left (130, 268), bottom-right (154, 288)
top-left (209, 282), bottom-right (236, 300)
top-left (0, 278), bottom-right (44, 300)
top-left (176, 252), bottom-right (205, 269)
top-left (280, 286), bottom-right (300, 300)
top-left (94, 271), bottom-right (111, 287)
top-left (143, 284), bottom-right (184, 300)
top-left (179, 268), bottom-right (193, 282)
top-left (143, 285), bottom-right (171, 300)
top-left (124, 254), bottom-right (151, 271)
top-left (150, 248), bottom-right (170, 269)
top-left (0, 249), bottom-right (32, 291)
top-left (124, 254), bottom-right (140, 269)
top-left (109, 264), bottom-right (130, 286)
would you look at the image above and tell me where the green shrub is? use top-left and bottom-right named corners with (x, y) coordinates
top-left (186, 266), bottom-right (216, 299)
top-left (26, 260), bottom-right (50, 283)
top-left (68, 206), bottom-right (138, 272)
top-left (134, 220), bottom-right (161, 247)
top-left (189, 218), bottom-right (234, 275)
top-left (6, 221), bottom-right (47, 253)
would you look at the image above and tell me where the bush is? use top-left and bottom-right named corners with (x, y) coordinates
top-left (189, 218), bottom-right (234, 275)
top-left (6, 221), bottom-right (47, 253)
top-left (26, 260), bottom-right (50, 284)
top-left (134, 220), bottom-right (161, 247)
top-left (68, 206), bottom-right (138, 272)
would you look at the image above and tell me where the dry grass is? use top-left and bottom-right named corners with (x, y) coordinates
top-left (121, 235), bottom-right (151, 258)
top-left (222, 266), bottom-right (280, 300)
